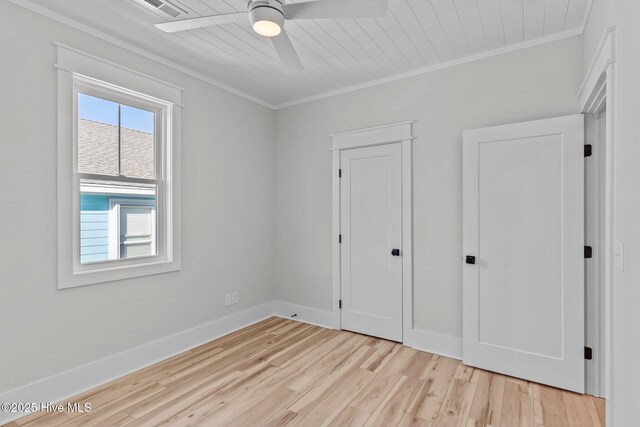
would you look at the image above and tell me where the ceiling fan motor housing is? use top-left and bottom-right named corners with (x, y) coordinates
top-left (248, 0), bottom-right (286, 31)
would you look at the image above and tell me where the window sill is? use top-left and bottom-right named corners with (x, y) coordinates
top-left (58, 258), bottom-right (181, 290)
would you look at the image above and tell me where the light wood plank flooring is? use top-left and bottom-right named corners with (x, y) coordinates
top-left (6, 317), bottom-right (604, 427)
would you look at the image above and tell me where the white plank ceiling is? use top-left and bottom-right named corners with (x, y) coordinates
top-left (21, 0), bottom-right (590, 106)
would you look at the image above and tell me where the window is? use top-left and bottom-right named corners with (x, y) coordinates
top-left (57, 44), bottom-right (181, 289)
top-left (77, 88), bottom-right (159, 265)
top-left (110, 199), bottom-right (157, 260)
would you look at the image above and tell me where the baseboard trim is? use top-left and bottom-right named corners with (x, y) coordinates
top-left (0, 302), bottom-right (274, 425)
top-left (272, 301), bottom-right (338, 329)
top-left (404, 328), bottom-right (462, 361)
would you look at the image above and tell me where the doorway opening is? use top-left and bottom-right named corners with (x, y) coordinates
top-left (585, 108), bottom-right (607, 398)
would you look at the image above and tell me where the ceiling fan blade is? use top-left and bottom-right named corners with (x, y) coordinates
top-left (155, 12), bottom-right (246, 33)
top-left (271, 30), bottom-right (304, 71)
top-left (283, 0), bottom-right (388, 20)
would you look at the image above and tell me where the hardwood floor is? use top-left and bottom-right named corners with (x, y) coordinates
top-left (6, 317), bottom-right (604, 427)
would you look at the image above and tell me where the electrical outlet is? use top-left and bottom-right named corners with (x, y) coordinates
top-left (231, 291), bottom-right (238, 304)
top-left (224, 293), bottom-right (232, 306)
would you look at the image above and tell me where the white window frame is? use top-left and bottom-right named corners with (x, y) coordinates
top-left (57, 44), bottom-right (182, 289)
top-left (74, 77), bottom-right (165, 269)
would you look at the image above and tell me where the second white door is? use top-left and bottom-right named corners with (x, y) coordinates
top-left (340, 143), bottom-right (403, 342)
top-left (462, 115), bottom-right (585, 393)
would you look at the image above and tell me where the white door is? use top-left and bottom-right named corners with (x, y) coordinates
top-left (340, 143), bottom-right (403, 342)
top-left (463, 115), bottom-right (585, 393)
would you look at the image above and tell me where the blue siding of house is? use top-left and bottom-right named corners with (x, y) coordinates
top-left (81, 195), bottom-right (110, 211)
top-left (80, 194), bottom-right (155, 264)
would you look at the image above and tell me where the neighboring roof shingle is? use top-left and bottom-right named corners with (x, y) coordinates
top-left (78, 119), bottom-right (155, 179)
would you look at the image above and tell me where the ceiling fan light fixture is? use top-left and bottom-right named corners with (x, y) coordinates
top-left (253, 20), bottom-right (281, 37)
top-left (249, 4), bottom-right (285, 37)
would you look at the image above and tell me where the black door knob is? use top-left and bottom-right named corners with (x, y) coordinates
top-left (391, 249), bottom-right (401, 256)
top-left (466, 255), bottom-right (476, 265)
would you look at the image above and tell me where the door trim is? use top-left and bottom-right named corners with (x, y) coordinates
top-left (331, 121), bottom-right (413, 341)
top-left (580, 25), bottom-right (616, 413)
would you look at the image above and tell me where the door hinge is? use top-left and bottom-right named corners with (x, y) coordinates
top-left (339, 234), bottom-right (342, 243)
top-left (584, 144), bottom-right (593, 157)
top-left (585, 246), bottom-right (593, 259)
top-left (585, 346), bottom-right (593, 360)
top-left (338, 169), bottom-right (342, 178)
top-left (339, 299), bottom-right (342, 309)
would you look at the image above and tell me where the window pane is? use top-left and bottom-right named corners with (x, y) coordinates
top-left (79, 189), bottom-right (111, 264)
top-left (120, 206), bottom-right (155, 258)
top-left (77, 93), bottom-right (119, 176)
top-left (120, 105), bottom-right (156, 179)
top-left (80, 179), bottom-right (157, 264)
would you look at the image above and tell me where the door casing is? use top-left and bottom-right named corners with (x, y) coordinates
top-left (331, 121), bottom-right (413, 341)
top-left (579, 26), bottom-right (616, 410)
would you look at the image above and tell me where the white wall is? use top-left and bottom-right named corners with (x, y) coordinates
top-left (611, 5), bottom-right (640, 419)
top-left (583, 0), bottom-right (640, 424)
top-left (583, 0), bottom-right (615, 69)
top-left (274, 36), bottom-right (584, 338)
top-left (610, 2), bottom-right (640, 422)
top-left (0, 1), bottom-right (275, 393)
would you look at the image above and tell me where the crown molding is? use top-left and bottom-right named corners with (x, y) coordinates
top-left (274, 28), bottom-right (583, 109)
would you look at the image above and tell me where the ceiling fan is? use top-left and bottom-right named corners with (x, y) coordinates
top-left (154, 0), bottom-right (389, 71)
